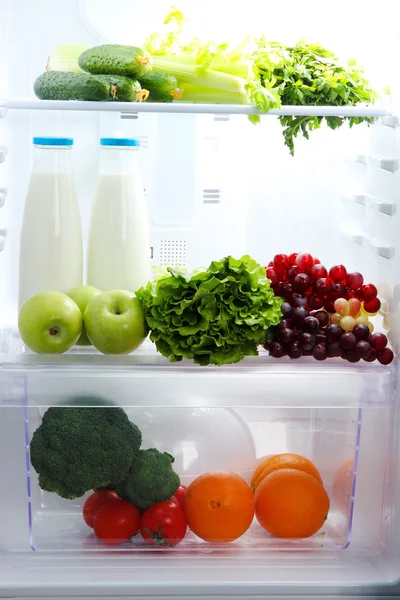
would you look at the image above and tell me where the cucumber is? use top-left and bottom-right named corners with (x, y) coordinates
top-left (34, 71), bottom-right (143, 102)
top-left (78, 45), bottom-right (152, 78)
top-left (138, 72), bottom-right (181, 102)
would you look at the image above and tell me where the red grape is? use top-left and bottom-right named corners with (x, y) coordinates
top-left (296, 253), bottom-right (314, 273)
top-left (266, 267), bottom-right (280, 285)
top-left (346, 272), bottom-right (364, 290)
top-left (308, 294), bottom-right (325, 310)
top-left (329, 265), bottom-right (347, 282)
top-left (313, 342), bottom-right (327, 361)
top-left (340, 333), bottom-right (357, 350)
top-left (293, 273), bottom-right (311, 293)
top-left (324, 298), bottom-right (336, 313)
top-left (346, 349), bottom-right (360, 363)
top-left (273, 254), bottom-right (290, 272)
top-left (280, 328), bottom-right (296, 344)
top-left (278, 319), bottom-right (293, 332)
top-left (281, 302), bottom-right (293, 318)
top-left (287, 266), bottom-right (298, 282)
top-left (363, 298), bottom-right (381, 313)
top-left (355, 340), bottom-right (371, 359)
top-left (292, 293), bottom-right (308, 307)
top-left (313, 257), bottom-right (321, 265)
top-left (293, 306), bottom-right (309, 324)
top-left (314, 278), bottom-right (332, 296)
top-left (331, 283), bottom-right (347, 299)
top-left (311, 264), bottom-right (328, 280)
top-left (360, 284), bottom-right (378, 302)
top-left (316, 333), bottom-right (328, 344)
top-left (325, 324), bottom-right (343, 341)
top-left (269, 342), bottom-right (285, 358)
top-left (314, 311), bottom-right (329, 328)
top-left (369, 333), bottom-right (388, 351)
top-left (363, 348), bottom-right (377, 362)
top-left (377, 348), bottom-right (394, 365)
top-left (347, 289), bottom-right (360, 299)
top-left (353, 324), bottom-right (370, 341)
top-left (280, 282), bottom-right (293, 300)
top-left (299, 333), bottom-right (316, 351)
top-left (289, 253), bottom-right (299, 265)
top-left (288, 341), bottom-right (302, 359)
top-left (303, 316), bottom-right (320, 334)
top-left (327, 341), bottom-right (342, 357)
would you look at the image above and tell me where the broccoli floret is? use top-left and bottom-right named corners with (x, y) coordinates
top-left (116, 448), bottom-right (180, 510)
top-left (30, 403), bottom-right (142, 499)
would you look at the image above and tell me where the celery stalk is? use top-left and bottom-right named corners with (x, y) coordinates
top-left (151, 55), bottom-right (252, 79)
top-left (176, 83), bottom-right (249, 104)
top-left (212, 61), bottom-right (253, 79)
top-left (46, 43), bottom-right (88, 72)
top-left (151, 57), bottom-right (247, 94)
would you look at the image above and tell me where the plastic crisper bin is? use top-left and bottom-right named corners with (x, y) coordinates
top-left (2, 360), bottom-right (390, 555)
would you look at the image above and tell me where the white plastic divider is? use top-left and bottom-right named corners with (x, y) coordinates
top-left (0, 100), bottom-right (389, 117)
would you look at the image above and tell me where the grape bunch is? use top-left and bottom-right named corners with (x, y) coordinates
top-left (265, 253), bottom-right (394, 365)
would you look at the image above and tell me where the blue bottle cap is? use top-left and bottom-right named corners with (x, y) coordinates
top-left (33, 137), bottom-right (74, 146)
top-left (100, 138), bottom-right (140, 147)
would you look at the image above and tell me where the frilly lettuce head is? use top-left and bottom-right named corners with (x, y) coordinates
top-left (136, 255), bottom-right (283, 366)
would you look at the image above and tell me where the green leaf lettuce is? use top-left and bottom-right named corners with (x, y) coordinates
top-left (136, 255), bottom-right (283, 366)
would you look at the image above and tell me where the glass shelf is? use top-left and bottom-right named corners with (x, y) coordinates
top-left (0, 100), bottom-right (388, 117)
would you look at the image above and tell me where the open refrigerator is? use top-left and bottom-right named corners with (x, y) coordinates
top-left (1, 0), bottom-right (400, 598)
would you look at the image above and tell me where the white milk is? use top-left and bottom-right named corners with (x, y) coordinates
top-left (87, 140), bottom-right (150, 293)
top-left (18, 140), bottom-right (83, 308)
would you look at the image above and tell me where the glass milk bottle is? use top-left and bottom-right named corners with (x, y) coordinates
top-left (18, 137), bottom-right (83, 308)
top-left (87, 138), bottom-right (150, 293)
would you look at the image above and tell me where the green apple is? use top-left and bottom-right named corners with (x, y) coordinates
top-left (67, 285), bottom-right (101, 345)
top-left (84, 289), bottom-right (148, 355)
top-left (18, 291), bottom-right (82, 354)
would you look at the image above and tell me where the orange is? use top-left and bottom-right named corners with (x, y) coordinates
top-left (250, 453), bottom-right (322, 492)
top-left (255, 468), bottom-right (330, 538)
top-left (332, 458), bottom-right (354, 514)
top-left (184, 471), bottom-right (254, 543)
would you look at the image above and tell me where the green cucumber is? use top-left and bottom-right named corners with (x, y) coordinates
top-left (34, 71), bottom-right (143, 102)
top-left (79, 45), bottom-right (152, 78)
top-left (138, 72), bottom-right (181, 102)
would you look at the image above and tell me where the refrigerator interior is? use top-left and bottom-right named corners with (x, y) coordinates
top-left (0, 0), bottom-right (400, 597)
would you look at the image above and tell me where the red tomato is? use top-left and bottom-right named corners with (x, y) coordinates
top-left (140, 500), bottom-right (187, 547)
top-left (94, 499), bottom-right (140, 545)
top-left (83, 490), bottom-right (118, 528)
top-left (172, 485), bottom-right (187, 509)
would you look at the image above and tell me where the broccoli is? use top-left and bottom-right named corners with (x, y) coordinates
top-left (30, 402), bottom-right (142, 499)
top-left (116, 448), bottom-right (180, 510)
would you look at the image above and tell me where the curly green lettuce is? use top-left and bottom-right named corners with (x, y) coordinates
top-left (136, 255), bottom-right (283, 366)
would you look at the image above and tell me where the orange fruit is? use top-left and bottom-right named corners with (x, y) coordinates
top-left (250, 453), bottom-right (322, 492)
top-left (332, 458), bottom-right (354, 514)
top-left (184, 471), bottom-right (254, 543)
top-left (255, 468), bottom-right (330, 538)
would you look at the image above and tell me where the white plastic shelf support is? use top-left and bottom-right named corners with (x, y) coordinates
top-left (0, 100), bottom-right (389, 117)
top-left (0, 147), bottom-right (7, 164)
top-left (0, 188), bottom-right (7, 209)
top-left (341, 193), bottom-right (397, 216)
top-left (341, 229), bottom-right (395, 259)
top-left (0, 228), bottom-right (7, 252)
top-left (354, 154), bottom-right (400, 173)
